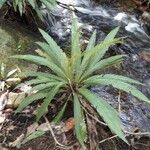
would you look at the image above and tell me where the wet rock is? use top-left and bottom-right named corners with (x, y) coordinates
top-left (140, 51), bottom-right (150, 62)
top-left (92, 86), bottom-right (150, 135)
top-left (142, 12), bottom-right (150, 22)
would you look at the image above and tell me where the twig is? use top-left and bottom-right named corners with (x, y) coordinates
top-left (80, 101), bottom-right (107, 126)
top-left (57, 1), bottom-right (75, 11)
top-left (124, 131), bottom-right (150, 135)
top-left (44, 117), bottom-right (73, 149)
top-left (0, 117), bottom-right (5, 131)
top-left (99, 135), bottom-right (118, 144)
top-left (118, 91), bottom-right (121, 112)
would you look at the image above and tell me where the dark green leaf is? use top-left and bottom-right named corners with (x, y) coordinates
top-left (84, 76), bottom-right (149, 103)
top-left (36, 83), bottom-right (63, 122)
top-left (74, 93), bottom-right (87, 149)
top-left (53, 102), bottom-right (67, 124)
top-left (79, 88), bottom-right (128, 143)
top-left (16, 92), bottom-right (47, 113)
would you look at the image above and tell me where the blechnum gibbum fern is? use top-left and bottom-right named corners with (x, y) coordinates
top-left (12, 18), bottom-right (150, 149)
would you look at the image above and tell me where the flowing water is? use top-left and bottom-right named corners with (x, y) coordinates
top-left (42, 0), bottom-right (150, 135)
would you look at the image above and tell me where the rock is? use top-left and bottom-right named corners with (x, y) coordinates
top-left (140, 51), bottom-right (150, 62)
top-left (19, 84), bottom-right (32, 93)
top-left (142, 12), bottom-right (150, 22)
top-left (0, 19), bottom-right (38, 73)
top-left (7, 92), bottom-right (26, 108)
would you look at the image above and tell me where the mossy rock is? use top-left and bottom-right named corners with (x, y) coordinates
top-left (0, 20), bottom-right (39, 73)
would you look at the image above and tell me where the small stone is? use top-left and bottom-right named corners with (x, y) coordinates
top-left (7, 92), bottom-right (26, 108)
top-left (4, 108), bottom-right (13, 113)
top-left (19, 84), bottom-right (32, 93)
top-left (140, 51), bottom-right (150, 62)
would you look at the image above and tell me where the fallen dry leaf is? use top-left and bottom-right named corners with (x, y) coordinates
top-left (37, 123), bottom-right (49, 132)
top-left (0, 91), bottom-right (9, 111)
top-left (26, 123), bottom-right (39, 136)
top-left (63, 118), bottom-right (75, 132)
top-left (9, 134), bottom-right (25, 148)
top-left (6, 125), bottom-right (15, 132)
top-left (7, 92), bottom-right (25, 108)
top-left (0, 111), bottom-right (6, 124)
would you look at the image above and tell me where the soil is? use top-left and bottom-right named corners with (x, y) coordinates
top-left (0, 106), bottom-right (149, 150)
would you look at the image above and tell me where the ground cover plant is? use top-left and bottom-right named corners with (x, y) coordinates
top-left (12, 18), bottom-right (150, 149)
top-left (0, 0), bottom-right (56, 17)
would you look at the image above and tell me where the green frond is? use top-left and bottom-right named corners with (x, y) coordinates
top-left (85, 30), bottom-right (96, 51)
top-left (41, 0), bottom-right (56, 10)
top-left (23, 71), bottom-right (66, 82)
top-left (74, 93), bottom-right (87, 149)
top-left (30, 82), bottom-right (60, 92)
top-left (15, 92), bottom-right (47, 113)
top-left (15, 79), bottom-right (51, 90)
top-left (78, 88), bottom-right (128, 143)
top-left (38, 29), bottom-right (69, 74)
top-left (36, 42), bottom-right (61, 67)
top-left (83, 76), bottom-right (149, 103)
top-left (53, 102), bottom-right (67, 124)
top-left (71, 17), bottom-right (82, 80)
top-left (36, 83), bottom-right (63, 122)
top-left (24, 131), bottom-right (45, 143)
top-left (80, 37), bottom-right (121, 78)
top-left (81, 27), bottom-right (120, 67)
top-left (11, 55), bottom-right (67, 79)
top-left (28, 0), bottom-right (36, 8)
top-left (80, 55), bottom-right (125, 81)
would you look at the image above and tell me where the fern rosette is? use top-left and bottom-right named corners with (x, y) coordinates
top-left (12, 18), bottom-right (149, 148)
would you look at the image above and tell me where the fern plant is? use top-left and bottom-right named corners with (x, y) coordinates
top-left (0, 0), bottom-right (56, 17)
top-left (13, 18), bottom-right (149, 148)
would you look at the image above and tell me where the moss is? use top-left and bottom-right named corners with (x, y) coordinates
top-left (0, 20), bottom-right (39, 72)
